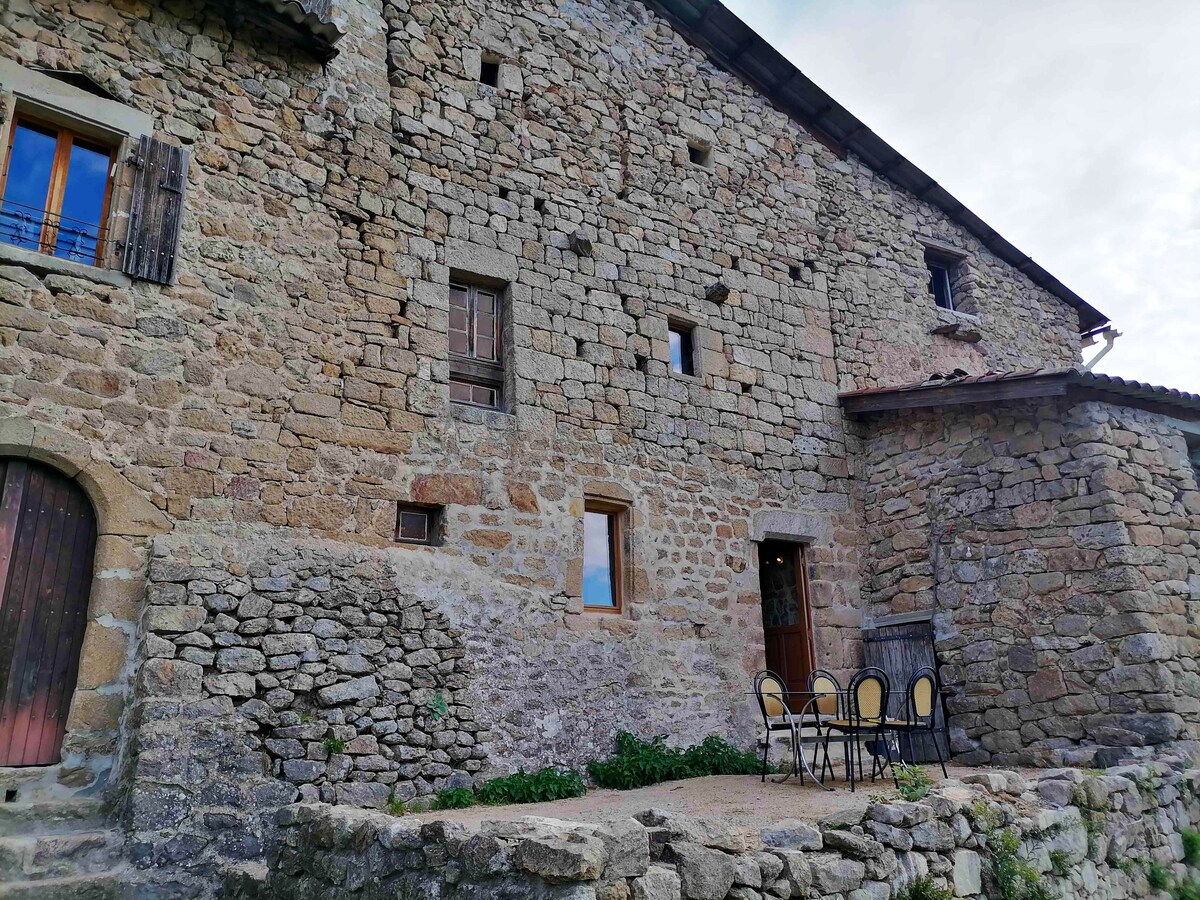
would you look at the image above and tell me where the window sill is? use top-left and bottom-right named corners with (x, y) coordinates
top-left (450, 400), bottom-right (515, 429)
top-left (933, 305), bottom-right (981, 326)
top-left (670, 370), bottom-right (704, 385)
top-left (0, 243), bottom-right (131, 288)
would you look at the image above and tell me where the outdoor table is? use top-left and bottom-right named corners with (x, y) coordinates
top-left (748, 689), bottom-right (909, 790)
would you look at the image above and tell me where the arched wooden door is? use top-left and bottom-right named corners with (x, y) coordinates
top-left (0, 458), bottom-right (97, 766)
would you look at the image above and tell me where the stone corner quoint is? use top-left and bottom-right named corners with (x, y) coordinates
top-left (0, 0), bottom-right (1196, 896)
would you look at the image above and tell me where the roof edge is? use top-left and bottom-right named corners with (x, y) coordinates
top-left (638, 0), bottom-right (1109, 333)
top-left (840, 368), bottom-right (1200, 418)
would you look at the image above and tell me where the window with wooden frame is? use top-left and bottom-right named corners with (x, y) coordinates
top-left (667, 319), bottom-right (696, 376)
top-left (582, 499), bottom-right (627, 612)
top-left (0, 115), bottom-right (117, 265)
top-left (394, 503), bottom-right (442, 546)
top-left (449, 279), bottom-right (505, 409)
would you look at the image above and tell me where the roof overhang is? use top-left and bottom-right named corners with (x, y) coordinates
top-left (247, 0), bottom-right (345, 61)
top-left (840, 369), bottom-right (1200, 418)
top-left (639, 0), bottom-right (1109, 334)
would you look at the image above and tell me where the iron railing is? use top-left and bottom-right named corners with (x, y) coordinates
top-left (0, 199), bottom-right (108, 265)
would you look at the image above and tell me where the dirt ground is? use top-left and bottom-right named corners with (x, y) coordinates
top-left (412, 764), bottom-right (984, 831)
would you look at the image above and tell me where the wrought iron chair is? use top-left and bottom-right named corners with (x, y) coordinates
top-left (822, 667), bottom-right (897, 791)
top-left (888, 666), bottom-right (948, 777)
top-left (752, 670), bottom-right (801, 783)
top-left (805, 669), bottom-right (842, 781)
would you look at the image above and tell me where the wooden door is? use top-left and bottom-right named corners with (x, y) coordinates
top-left (759, 541), bottom-right (815, 702)
top-left (861, 616), bottom-right (949, 762)
top-left (0, 458), bottom-right (97, 766)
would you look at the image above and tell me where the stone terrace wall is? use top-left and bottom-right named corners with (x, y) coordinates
top-left (858, 398), bottom-right (1200, 767)
top-left (246, 757), bottom-right (1200, 900)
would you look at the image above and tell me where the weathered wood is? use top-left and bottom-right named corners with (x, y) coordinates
top-left (0, 459), bottom-right (97, 766)
top-left (841, 375), bottom-right (1070, 416)
top-left (862, 617), bottom-right (949, 763)
top-left (122, 135), bottom-right (190, 285)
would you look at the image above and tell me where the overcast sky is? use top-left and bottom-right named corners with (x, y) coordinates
top-left (723, 0), bottom-right (1200, 394)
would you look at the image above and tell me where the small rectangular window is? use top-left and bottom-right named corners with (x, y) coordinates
top-left (479, 57), bottom-right (500, 88)
top-left (583, 501), bottom-right (625, 612)
top-left (449, 279), bottom-right (504, 409)
top-left (687, 141), bottom-right (713, 169)
top-left (395, 504), bottom-right (442, 545)
top-left (0, 116), bottom-right (116, 265)
top-left (926, 253), bottom-right (956, 311)
top-left (668, 321), bottom-right (696, 376)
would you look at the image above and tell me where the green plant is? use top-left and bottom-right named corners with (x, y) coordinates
top-left (432, 788), bottom-right (474, 810)
top-left (385, 789), bottom-right (406, 816)
top-left (298, 711), bottom-right (313, 724)
top-left (1183, 829), bottom-right (1200, 867)
top-left (425, 693), bottom-right (449, 721)
top-left (969, 800), bottom-right (1003, 834)
top-left (986, 826), bottom-right (1058, 900)
top-left (1173, 877), bottom-right (1200, 900)
top-left (1048, 849), bottom-right (1071, 877)
top-left (895, 875), bottom-right (954, 900)
top-left (323, 737), bottom-right (346, 754)
top-left (474, 768), bottom-right (586, 806)
top-left (1147, 861), bottom-right (1173, 891)
top-left (893, 762), bottom-right (934, 801)
top-left (586, 732), bottom-right (765, 790)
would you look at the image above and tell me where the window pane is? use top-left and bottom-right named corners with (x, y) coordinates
top-left (398, 511), bottom-right (430, 542)
top-left (476, 290), bottom-right (496, 315)
top-left (54, 138), bottom-right (110, 263)
top-left (450, 377), bottom-right (499, 409)
top-left (929, 263), bottom-right (954, 310)
top-left (668, 329), bottom-right (683, 373)
top-left (475, 336), bottom-right (495, 361)
top-left (0, 121), bottom-right (58, 252)
top-left (583, 510), bottom-right (615, 608)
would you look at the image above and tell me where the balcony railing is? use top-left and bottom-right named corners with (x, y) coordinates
top-left (0, 200), bottom-right (107, 266)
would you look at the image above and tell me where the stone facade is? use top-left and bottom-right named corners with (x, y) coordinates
top-left (249, 756), bottom-right (1200, 900)
top-left (858, 398), bottom-right (1200, 767)
top-left (1, 0), bottom-right (1196, 895)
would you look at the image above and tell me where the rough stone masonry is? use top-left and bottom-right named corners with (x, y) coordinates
top-left (0, 0), bottom-right (1196, 896)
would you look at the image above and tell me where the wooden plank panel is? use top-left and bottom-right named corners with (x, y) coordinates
top-left (122, 136), bottom-right (190, 285)
top-left (862, 619), bottom-right (949, 762)
top-left (0, 459), bottom-right (27, 618)
top-left (0, 461), bottom-right (97, 766)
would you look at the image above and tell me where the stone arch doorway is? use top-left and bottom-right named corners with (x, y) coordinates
top-left (0, 457), bottom-right (98, 766)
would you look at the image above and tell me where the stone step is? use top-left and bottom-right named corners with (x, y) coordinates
top-left (0, 801), bottom-right (109, 837)
top-left (0, 830), bottom-right (124, 881)
top-left (0, 871), bottom-right (123, 899)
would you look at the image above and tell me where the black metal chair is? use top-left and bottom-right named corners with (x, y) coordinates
top-left (888, 666), bottom-right (948, 777)
top-left (752, 670), bottom-right (801, 783)
top-left (822, 667), bottom-right (897, 792)
top-left (805, 669), bottom-right (842, 782)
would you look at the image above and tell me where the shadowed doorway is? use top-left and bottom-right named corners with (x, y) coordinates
top-left (758, 540), bottom-right (816, 702)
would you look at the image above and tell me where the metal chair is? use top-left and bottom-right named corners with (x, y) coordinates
top-left (888, 666), bottom-right (948, 777)
top-left (822, 667), bottom-right (897, 791)
top-left (805, 669), bottom-right (842, 781)
top-left (752, 670), bottom-right (801, 783)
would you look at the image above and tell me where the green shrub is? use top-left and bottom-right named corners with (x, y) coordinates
top-left (1174, 877), bottom-right (1200, 900)
top-left (895, 875), bottom-right (954, 900)
top-left (474, 768), bottom-right (586, 806)
top-left (893, 763), bottom-right (933, 801)
top-left (432, 788), bottom-right (474, 810)
top-left (1147, 861), bottom-right (1173, 891)
top-left (987, 827), bottom-right (1058, 900)
top-left (1184, 829), bottom-right (1200, 867)
top-left (323, 737), bottom-right (346, 754)
top-left (587, 732), bottom-right (764, 790)
top-left (1047, 849), bottom-right (1071, 878)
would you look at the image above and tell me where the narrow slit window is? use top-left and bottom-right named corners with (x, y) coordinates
top-left (395, 504), bottom-right (442, 545)
top-left (583, 501), bottom-right (625, 612)
top-left (0, 116), bottom-right (117, 265)
top-left (668, 321), bottom-right (696, 376)
top-left (449, 279), bottom-right (504, 409)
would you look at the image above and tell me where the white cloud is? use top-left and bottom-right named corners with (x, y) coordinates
top-left (725, 0), bottom-right (1200, 392)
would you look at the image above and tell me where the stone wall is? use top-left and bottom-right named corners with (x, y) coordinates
top-left (245, 756), bottom-right (1200, 900)
top-left (858, 398), bottom-right (1200, 767)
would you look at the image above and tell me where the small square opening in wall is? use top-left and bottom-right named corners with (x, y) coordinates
top-left (667, 320), bottom-right (696, 376)
top-left (479, 57), bottom-right (500, 88)
top-left (687, 141), bottom-right (714, 169)
top-left (395, 504), bottom-right (442, 546)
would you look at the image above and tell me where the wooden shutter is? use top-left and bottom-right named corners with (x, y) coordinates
top-left (122, 135), bottom-right (189, 285)
top-left (861, 616), bottom-right (950, 762)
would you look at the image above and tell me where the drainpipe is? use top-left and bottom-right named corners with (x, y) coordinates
top-left (1082, 327), bottom-right (1121, 371)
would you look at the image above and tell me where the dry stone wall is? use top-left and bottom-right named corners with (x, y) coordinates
top-left (859, 398), bottom-right (1200, 767)
top-left (246, 755), bottom-right (1200, 900)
